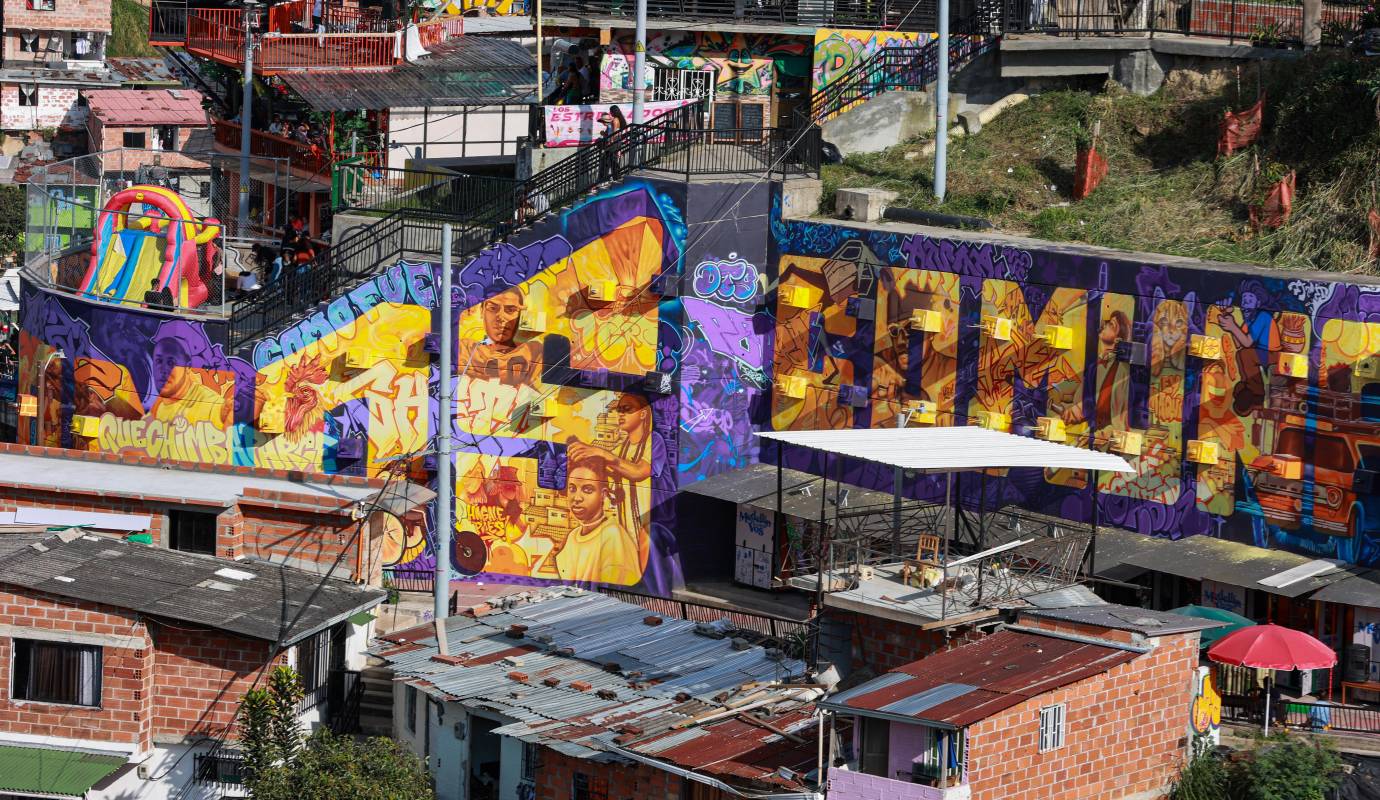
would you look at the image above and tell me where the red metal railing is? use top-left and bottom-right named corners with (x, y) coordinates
top-left (416, 14), bottom-right (463, 47)
top-left (324, 4), bottom-right (394, 31)
top-left (187, 10), bottom-right (399, 71)
top-left (214, 118), bottom-right (334, 175)
top-left (258, 31), bottom-right (398, 69)
top-left (187, 13), bottom-right (245, 66)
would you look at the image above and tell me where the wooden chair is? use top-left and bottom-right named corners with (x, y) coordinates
top-left (900, 534), bottom-right (944, 589)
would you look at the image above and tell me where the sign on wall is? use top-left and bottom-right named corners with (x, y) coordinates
top-left (1200, 580), bottom-right (1247, 616)
top-left (543, 99), bottom-right (698, 147)
top-left (735, 506), bottom-right (774, 589)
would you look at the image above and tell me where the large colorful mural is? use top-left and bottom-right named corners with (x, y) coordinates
top-left (765, 201), bottom-right (1380, 566)
top-left (599, 31), bottom-right (810, 104)
top-left (22, 173), bottom-right (1380, 599)
top-left (810, 28), bottom-right (928, 94)
top-left (19, 180), bottom-right (687, 594)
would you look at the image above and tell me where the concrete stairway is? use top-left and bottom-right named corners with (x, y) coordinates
top-left (358, 662), bottom-right (396, 737)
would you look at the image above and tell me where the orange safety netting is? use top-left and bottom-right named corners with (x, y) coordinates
top-left (1369, 209), bottom-right (1380, 259)
top-left (1249, 171), bottom-right (1296, 231)
top-left (1217, 96), bottom-right (1265, 159)
top-left (1073, 146), bottom-right (1108, 200)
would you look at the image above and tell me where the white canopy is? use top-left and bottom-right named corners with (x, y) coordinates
top-left (755, 426), bottom-right (1135, 474)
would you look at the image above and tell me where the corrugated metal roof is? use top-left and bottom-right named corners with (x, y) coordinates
top-left (679, 463), bottom-right (904, 519)
top-left (819, 630), bottom-right (1138, 728)
top-left (281, 36), bottom-right (534, 111)
top-left (1021, 605), bottom-right (1223, 636)
top-left (0, 744), bottom-right (126, 797)
top-left (756, 427), bottom-right (1135, 474)
top-left (373, 588), bottom-right (817, 790)
top-left (1096, 530), bottom-right (1352, 599)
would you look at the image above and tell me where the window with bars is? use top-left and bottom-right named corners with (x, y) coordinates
top-left (521, 741), bottom-right (540, 781)
top-left (294, 622), bottom-right (345, 709)
top-left (1038, 703), bottom-right (1066, 752)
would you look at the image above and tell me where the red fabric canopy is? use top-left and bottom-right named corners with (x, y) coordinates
top-left (1207, 623), bottom-right (1337, 671)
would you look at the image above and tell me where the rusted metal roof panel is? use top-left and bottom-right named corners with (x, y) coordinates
top-left (821, 630), bottom-right (1138, 727)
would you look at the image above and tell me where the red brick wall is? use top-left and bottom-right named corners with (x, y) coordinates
top-left (1, 83), bottom-right (84, 130)
top-left (964, 633), bottom-right (1198, 800)
top-left (93, 122), bottom-right (211, 173)
top-left (149, 622), bottom-right (284, 740)
top-left (0, 588), bottom-right (153, 751)
top-left (4, 0), bottom-right (113, 32)
top-left (837, 611), bottom-right (983, 673)
top-left (535, 747), bottom-right (684, 800)
top-left (0, 584), bottom-right (284, 753)
top-left (0, 443), bottom-right (386, 584)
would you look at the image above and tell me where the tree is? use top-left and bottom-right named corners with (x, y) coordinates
top-left (236, 665), bottom-right (433, 800)
top-left (250, 729), bottom-right (435, 800)
top-left (237, 665), bottom-right (303, 785)
top-left (0, 184), bottom-right (24, 259)
top-left (1229, 734), bottom-right (1342, 800)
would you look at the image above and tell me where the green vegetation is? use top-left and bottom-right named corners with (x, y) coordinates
top-left (823, 55), bottom-right (1380, 274)
top-left (0, 185), bottom-right (24, 260)
top-left (1169, 733), bottom-right (1342, 800)
top-left (237, 666), bottom-right (434, 800)
top-left (108, 0), bottom-right (158, 57)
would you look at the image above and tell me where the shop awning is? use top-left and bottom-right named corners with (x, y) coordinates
top-left (0, 744), bottom-right (128, 798)
top-left (756, 427), bottom-right (1135, 474)
top-left (1093, 530), bottom-right (1354, 599)
top-left (681, 463), bottom-right (905, 519)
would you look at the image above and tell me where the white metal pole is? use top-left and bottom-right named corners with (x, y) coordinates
top-left (434, 224), bottom-right (454, 625)
top-left (238, 1), bottom-right (257, 236)
top-left (933, 0), bottom-right (950, 202)
top-left (632, 0), bottom-right (647, 123)
top-left (535, 0), bottom-right (544, 101)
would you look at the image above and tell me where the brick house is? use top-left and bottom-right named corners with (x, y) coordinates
top-left (0, 0), bottom-right (115, 132)
top-left (0, 529), bottom-right (385, 799)
top-left (820, 604), bottom-right (1218, 800)
top-left (84, 88), bottom-right (209, 173)
top-left (0, 442), bottom-right (433, 585)
top-left (374, 587), bottom-right (825, 800)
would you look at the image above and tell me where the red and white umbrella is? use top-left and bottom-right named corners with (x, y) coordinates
top-left (1207, 624), bottom-right (1337, 734)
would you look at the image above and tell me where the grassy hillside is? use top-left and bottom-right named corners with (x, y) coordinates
top-left (108, 0), bottom-right (158, 58)
top-left (822, 56), bottom-right (1380, 274)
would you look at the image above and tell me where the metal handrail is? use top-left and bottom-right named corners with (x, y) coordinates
top-left (233, 100), bottom-right (822, 349)
top-left (804, 5), bottom-right (1002, 127)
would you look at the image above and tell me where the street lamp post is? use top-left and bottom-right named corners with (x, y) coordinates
top-left (238, 0), bottom-right (260, 237)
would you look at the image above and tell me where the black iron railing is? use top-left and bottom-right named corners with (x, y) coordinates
top-left (1221, 694), bottom-right (1380, 735)
top-left (193, 748), bottom-right (245, 786)
top-left (803, 5), bottom-right (1002, 126)
top-left (999, 0), bottom-right (1357, 44)
top-left (541, 0), bottom-right (945, 31)
top-left (329, 668), bottom-right (364, 734)
top-left (232, 99), bottom-right (821, 349)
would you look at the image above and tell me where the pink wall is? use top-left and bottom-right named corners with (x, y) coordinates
top-left (828, 768), bottom-right (951, 800)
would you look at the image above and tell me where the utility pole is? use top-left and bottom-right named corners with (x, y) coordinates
top-left (933, 0), bottom-right (950, 202)
top-left (238, 0), bottom-right (259, 236)
top-left (434, 224), bottom-right (454, 625)
top-left (535, 0), bottom-right (544, 102)
top-left (632, 0), bottom-right (646, 123)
